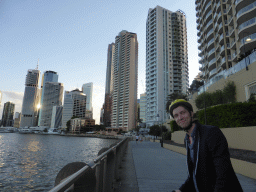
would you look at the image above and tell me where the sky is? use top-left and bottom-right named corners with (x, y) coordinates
top-left (0, 0), bottom-right (199, 125)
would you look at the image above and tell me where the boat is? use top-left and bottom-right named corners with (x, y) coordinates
top-left (30, 126), bottom-right (46, 134)
top-left (0, 128), bottom-right (14, 133)
top-left (19, 127), bottom-right (33, 134)
top-left (47, 128), bottom-right (60, 135)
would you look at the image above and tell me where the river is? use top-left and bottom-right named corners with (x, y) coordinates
top-left (0, 133), bottom-right (118, 191)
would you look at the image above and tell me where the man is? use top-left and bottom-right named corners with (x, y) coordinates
top-left (170, 99), bottom-right (243, 192)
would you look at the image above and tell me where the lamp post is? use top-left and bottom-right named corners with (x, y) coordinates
top-left (203, 81), bottom-right (207, 125)
top-left (242, 32), bottom-right (252, 70)
top-left (157, 110), bottom-right (163, 147)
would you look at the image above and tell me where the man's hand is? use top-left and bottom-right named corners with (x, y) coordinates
top-left (172, 190), bottom-right (181, 192)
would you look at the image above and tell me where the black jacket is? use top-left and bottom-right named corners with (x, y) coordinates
top-left (179, 122), bottom-right (243, 192)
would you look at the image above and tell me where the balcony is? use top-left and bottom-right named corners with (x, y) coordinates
top-left (232, 51), bottom-right (237, 60)
top-left (238, 17), bottom-right (256, 33)
top-left (209, 58), bottom-right (216, 67)
top-left (235, 0), bottom-right (242, 5)
top-left (220, 45), bottom-right (225, 54)
top-left (218, 23), bottom-right (223, 33)
top-left (206, 28), bottom-right (214, 40)
top-left (209, 68), bottom-right (217, 77)
top-left (237, 2), bottom-right (256, 19)
top-left (230, 39), bottom-right (236, 49)
top-left (207, 38), bottom-right (214, 48)
top-left (221, 57), bottom-right (226, 64)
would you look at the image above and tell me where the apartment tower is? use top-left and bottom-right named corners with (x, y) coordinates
top-left (20, 68), bottom-right (41, 127)
top-left (196, 0), bottom-right (256, 85)
top-left (146, 6), bottom-right (189, 126)
top-left (139, 93), bottom-right (147, 123)
top-left (111, 30), bottom-right (138, 132)
top-left (103, 43), bottom-right (115, 127)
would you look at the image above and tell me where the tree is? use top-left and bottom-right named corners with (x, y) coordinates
top-left (165, 92), bottom-right (188, 113)
top-left (66, 120), bottom-right (71, 132)
top-left (247, 93), bottom-right (256, 103)
top-left (149, 125), bottom-right (161, 138)
top-left (223, 81), bottom-right (236, 103)
top-left (94, 125), bottom-right (106, 131)
top-left (188, 80), bottom-right (204, 94)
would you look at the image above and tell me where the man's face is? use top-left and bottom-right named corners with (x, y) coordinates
top-left (173, 106), bottom-right (193, 129)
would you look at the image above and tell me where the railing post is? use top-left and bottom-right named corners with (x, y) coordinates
top-left (112, 147), bottom-right (117, 182)
top-left (102, 157), bottom-right (107, 192)
top-left (95, 159), bottom-right (103, 192)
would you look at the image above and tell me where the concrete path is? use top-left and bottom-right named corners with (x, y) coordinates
top-left (117, 140), bottom-right (256, 192)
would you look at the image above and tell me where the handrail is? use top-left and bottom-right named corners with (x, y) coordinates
top-left (49, 137), bottom-right (129, 192)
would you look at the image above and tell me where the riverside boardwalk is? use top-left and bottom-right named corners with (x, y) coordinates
top-left (116, 140), bottom-right (256, 192)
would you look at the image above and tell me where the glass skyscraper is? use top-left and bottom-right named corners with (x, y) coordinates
top-left (20, 69), bottom-right (41, 127)
top-left (1, 101), bottom-right (15, 127)
top-left (38, 71), bottom-right (58, 126)
top-left (39, 82), bottom-right (63, 127)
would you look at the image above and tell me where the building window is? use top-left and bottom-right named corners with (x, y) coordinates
top-left (245, 81), bottom-right (256, 100)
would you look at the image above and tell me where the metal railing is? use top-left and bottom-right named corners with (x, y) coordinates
top-left (49, 137), bottom-right (129, 192)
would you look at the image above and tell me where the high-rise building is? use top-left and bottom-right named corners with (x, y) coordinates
top-left (13, 112), bottom-right (21, 128)
top-left (50, 106), bottom-right (63, 128)
top-left (39, 82), bottom-right (63, 127)
top-left (146, 6), bottom-right (189, 126)
top-left (1, 101), bottom-right (15, 127)
top-left (103, 43), bottom-right (115, 127)
top-left (0, 90), bottom-right (2, 109)
top-left (62, 89), bottom-right (87, 130)
top-left (111, 30), bottom-right (138, 132)
top-left (20, 69), bottom-right (41, 127)
top-left (38, 71), bottom-right (58, 126)
top-left (82, 82), bottom-right (93, 118)
top-left (196, 0), bottom-right (256, 84)
top-left (139, 93), bottom-right (146, 123)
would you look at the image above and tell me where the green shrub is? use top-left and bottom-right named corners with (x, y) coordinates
top-left (223, 81), bottom-right (236, 103)
top-left (170, 120), bottom-right (181, 132)
top-left (195, 81), bottom-right (236, 109)
top-left (163, 131), bottom-right (172, 140)
top-left (196, 102), bottom-right (256, 128)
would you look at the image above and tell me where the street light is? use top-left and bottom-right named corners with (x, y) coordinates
top-left (157, 110), bottom-right (163, 147)
top-left (242, 32), bottom-right (252, 70)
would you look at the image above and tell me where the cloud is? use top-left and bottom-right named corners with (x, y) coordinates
top-left (2, 91), bottom-right (24, 101)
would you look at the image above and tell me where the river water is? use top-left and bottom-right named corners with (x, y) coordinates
top-left (0, 133), bottom-right (118, 191)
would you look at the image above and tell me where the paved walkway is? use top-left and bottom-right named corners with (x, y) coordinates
top-left (116, 140), bottom-right (256, 192)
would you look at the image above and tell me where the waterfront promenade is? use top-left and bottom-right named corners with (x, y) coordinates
top-left (116, 140), bottom-right (256, 192)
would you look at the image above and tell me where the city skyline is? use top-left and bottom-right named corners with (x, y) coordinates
top-left (0, 0), bottom-right (199, 124)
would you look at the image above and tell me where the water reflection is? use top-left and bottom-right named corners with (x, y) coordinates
top-left (0, 133), bottom-right (117, 191)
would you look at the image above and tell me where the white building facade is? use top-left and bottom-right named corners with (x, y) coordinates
top-left (146, 6), bottom-right (189, 127)
top-left (139, 93), bottom-right (146, 123)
